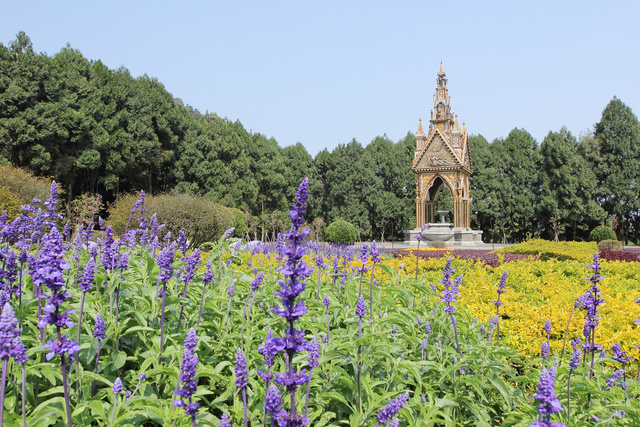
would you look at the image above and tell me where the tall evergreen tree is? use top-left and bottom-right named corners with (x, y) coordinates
top-left (593, 97), bottom-right (640, 243)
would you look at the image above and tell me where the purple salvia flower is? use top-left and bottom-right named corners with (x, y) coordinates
top-left (392, 325), bottom-right (397, 342)
top-left (355, 294), bottom-right (366, 318)
top-left (307, 336), bottom-right (320, 369)
top-left (265, 383), bottom-right (284, 417)
top-left (606, 369), bottom-right (625, 390)
top-left (157, 246), bottom-right (176, 282)
top-left (569, 348), bottom-right (581, 370)
top-left (176, 230), bottom-right (188, 253)
top-left (224, 227), bottom-right (235, 239)
top-left (184, 328), bottom-right (198, 351)
top-left (541, 341), bottom-right (550, 361)
top-left (376, 392), bottom-right (409, 426)
top-left (112, 378), bottom-right (123, 395)
top-left (12, 336), bottom-right (27, 364)
top-left (268, 178), bottom-right (313, 427)
top-left (611, 343), bottom-right (632, 364)
top-left (235, 348), bottom-right (248, 388)
top-left (158, 245), bottom-right (176, 357)
top-left (543, 319), bottom-right (551, 337)
top-left (251, 271), bottom-right (264, 292)
top-left (79, 258), bottom-right (96, 293)
top-left (257, 329), bottom-right (277, 383)
top-left (93, 314), bottom-right (107, 340)
top-left (228, 283), bottom-right (235, 297)
top-left (322, 294), bottom-right (330, 308)
top-left (417, 315), bottom-right (422, 327)
top-left (0, 303), bottom-right (21, 359)
top-left (219, 413), bottom-right (232, 427)
top-left (175, 329), bottom-right (200, 419)
top-left (43, 336), bottom-right (79, 361)
top-left (532, 366), bottom-right (564, 424)
top-left (425, 321), bottom-right (432, 334)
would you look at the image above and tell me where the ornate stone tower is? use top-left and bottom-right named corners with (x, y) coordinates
top-left (406, 63), bottom-right (482, 244)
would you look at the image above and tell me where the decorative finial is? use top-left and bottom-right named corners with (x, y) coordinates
top-left (438, 62), bottom-right (445, 76)
top-left (416, 118), bottom-right (425, 137)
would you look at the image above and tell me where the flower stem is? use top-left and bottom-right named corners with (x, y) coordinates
top-left (0, 358), bottom-right (8, 426)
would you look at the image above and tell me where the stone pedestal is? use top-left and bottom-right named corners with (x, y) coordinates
top-left (404, 227), bottom-right (483, 246)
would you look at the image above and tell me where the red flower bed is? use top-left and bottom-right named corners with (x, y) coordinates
top-left (599, 248), bottom-right (640, 262)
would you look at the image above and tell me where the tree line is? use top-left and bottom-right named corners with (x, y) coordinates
top-left (1, 33), bottom-right (639, 243)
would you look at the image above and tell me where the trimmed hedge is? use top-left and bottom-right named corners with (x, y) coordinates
top-left (108, 192), bottom-right (241, 247)
top-left (325, 219), bottom-right (358, 244)
top-left (598, 239), bottom-right (623, 251)
top-left (495, 238), bottom-right (597, 262)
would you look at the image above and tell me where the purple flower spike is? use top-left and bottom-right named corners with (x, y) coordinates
top-left (184, 328), bottom-right (198, 351)
top-left (541, 341), bottom-right (550, 360)
top-left (12, 336), bottom-right (27, 364)
top-left (112, 378), bottom-right (123, 395)
top-left (79, 257), bottom-right (97, 293)
top-left (355, 294), bottom-right (366, 318)
top-left (543, 319), bottom-right (551, 336)
top-left (307, 336), bottom-right (320, 369)
top-left (235, 348), bottom-right (248, 388)
top-left (265, 383), bottom-right (283, 416)
top-left (250, 272), bottom-right (264, 291)
top-left (174, 330), bottom-right (200, 419)
top-left (93, 314), bottom-right (107, 340)
top-left (532, 366), bottom-right (564, 424)
top-left (376, 392), bottom-right (409, 426)
top-left (219, 413), bottom-right (232, 427)
top-left (425, 321), bottom-right (432, 334)
top-left (322, 294), bottom-right (331, 308)
top-left (569, 348), bottom-right (581, 370)
top-left (0, 303), bottom-right (21, 359)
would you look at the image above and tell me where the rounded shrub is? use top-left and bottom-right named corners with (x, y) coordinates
top-left (325, 219), bottom-right (358, 244)
top-left (589, 225), bottom-right (617, 243)
top-left (0, 165), bottom-right (53, 219)
top-left (108, 192), bottom-right (236, 247)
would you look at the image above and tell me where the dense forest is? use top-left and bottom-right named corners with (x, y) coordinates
top-left (1, 32), bottom-right (639, 243)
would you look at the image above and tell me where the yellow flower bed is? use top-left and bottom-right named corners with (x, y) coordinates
top-left (457, 258), bottom-right (640, 359)
top-left (238, 250), bottom-right (640, 359)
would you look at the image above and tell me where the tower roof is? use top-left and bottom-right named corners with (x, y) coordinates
top-left (438, 62), bottom-right (445, 77)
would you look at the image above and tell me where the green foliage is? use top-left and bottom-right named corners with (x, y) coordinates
top-left (589, 225), bottom-right (617, 243)
top-left (108, 192), bottom-right (235, 246)
top-left (538, 128), bottom-right (605, 242)
top-left (598, 239), bottom-right (623, 251)
top-left (69, 192), bottom-right (103, 228)
top-left (0, 164), bottom-right (53, 218)
top-left (496, 238), bottom-right (597, 262)
top-left (228, 207), bottom-right (248, 238)
top-left (594, 97), bottom-right (640, 243)
top-left (325, 219), bottom-right (358, 244)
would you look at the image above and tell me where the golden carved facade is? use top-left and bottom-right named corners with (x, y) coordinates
top-left (411, 63), bottom-right (473, 229)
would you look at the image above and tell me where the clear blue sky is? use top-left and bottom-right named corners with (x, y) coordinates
top-left (2, 1), bottom-right (638, 156)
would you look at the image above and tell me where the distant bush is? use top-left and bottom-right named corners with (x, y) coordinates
top-left (228, 207), bottom-right (248, 238)
top-left (589, 225), bottom-right (617, 243)
top-left (108, 192), bottom-right (236, 247)
top-left (495, 238), bottom-right (597, 262)
top-left (0, 165), bottom-right (53, 219)
top-left (598, 239), bottom-right (623, 251)
top-left (325, 219), bottom-right (358, 244)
